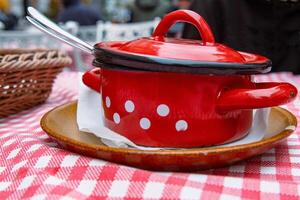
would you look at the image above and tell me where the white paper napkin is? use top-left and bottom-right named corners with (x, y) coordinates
top-left (77, 76), bottom-right (270, 150)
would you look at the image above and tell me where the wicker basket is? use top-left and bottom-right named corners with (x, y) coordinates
top-left (0, 49), bottom-right (72, 118)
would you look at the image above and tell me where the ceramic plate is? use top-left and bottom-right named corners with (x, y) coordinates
top-left (40, 101), bottom-right (297, 171)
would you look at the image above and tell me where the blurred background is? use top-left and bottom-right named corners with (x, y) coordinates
top-left (0, 0), bottom-right (188, 31)
top-left (0, 0), bottom-right (191, 71)
top-left (0, 0), bottom-right (299, 73)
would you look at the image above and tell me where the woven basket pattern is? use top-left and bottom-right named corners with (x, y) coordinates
top-left (0, 49), bottom-right (72, 118)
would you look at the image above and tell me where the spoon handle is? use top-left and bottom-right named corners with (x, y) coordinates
top-left (27, 7), bottom-right (93, 54)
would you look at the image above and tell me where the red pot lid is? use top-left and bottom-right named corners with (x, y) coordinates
top-left (94, 10), bottom-right (271, 75)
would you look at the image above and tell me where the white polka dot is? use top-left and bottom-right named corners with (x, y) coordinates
top-left (157, 104), bottom-right (169, 117)
top-left (125, 100), bottom-right (135, 113)
top-left (176, 120), bottom-right (188, 132)
top-left (140, 118), bottom-right (151, 130)
top-left (105, 96), bottom-right (111, 108)
top-left (113, 113), bottom-right (120, 124)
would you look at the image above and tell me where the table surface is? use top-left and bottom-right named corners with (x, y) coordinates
top-left (0, 72), bottom-right (300, 200)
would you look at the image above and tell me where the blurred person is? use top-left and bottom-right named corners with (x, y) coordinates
top-left (0, 0), bottom-right (18, 30)
top-left (129, 0), bottom-right (171, 22)
top-left (58, 0), bottom-right (102, 26)
top-left (0, 0), bottom-right (9, 12)
top-left (47, 0), bottom-right (60, 20)
top-left (183, 0), bottom-right (300, 73)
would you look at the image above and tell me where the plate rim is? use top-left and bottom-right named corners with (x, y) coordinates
top-left (40, 101), bottom-right (297, 156)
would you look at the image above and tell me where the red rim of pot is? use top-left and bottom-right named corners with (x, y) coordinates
top-left (93, 10), bottom-right (272, 75)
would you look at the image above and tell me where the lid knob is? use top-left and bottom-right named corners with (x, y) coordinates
top-left (152, 10), bottom-right (215, 45)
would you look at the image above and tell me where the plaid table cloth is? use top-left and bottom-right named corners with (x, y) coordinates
top-left (0, 72), bottom-right (300, 200)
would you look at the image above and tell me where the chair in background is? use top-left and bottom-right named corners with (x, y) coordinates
top-left (61, 21), bottom-right (96, 71)
top-left (0, 30), bottom-right (61, 49)
top-left (73, 18), bottom-right (160, 71)
top-left (74, 25), bottom-right (97, 71)
top-left (96, 18), bottom-right (160, 41)
top-left (77, 25), bottom-right (97, 43)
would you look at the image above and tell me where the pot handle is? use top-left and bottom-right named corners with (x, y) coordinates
top-left (217, 82), bottom-right (297, 111)
top-left (152, 10), bottom-right (215, 44)
top-left (82, 68), bottom-right (101, 92)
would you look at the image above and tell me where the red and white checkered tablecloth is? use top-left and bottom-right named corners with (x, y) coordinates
top-left (0, 72), bottom-right (300, 200)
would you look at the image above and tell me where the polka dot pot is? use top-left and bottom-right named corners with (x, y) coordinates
top-left (82, 68), bottom-right (297, 148)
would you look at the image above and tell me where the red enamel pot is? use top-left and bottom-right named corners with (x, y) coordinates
top-left (82, 10), bottom-right (297, 148)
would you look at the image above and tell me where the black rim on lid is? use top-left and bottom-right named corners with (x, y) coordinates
top-left (93, 46), bottom-right (272, 75)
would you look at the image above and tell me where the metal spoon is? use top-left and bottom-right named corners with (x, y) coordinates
top-left (26, 7), bottom-right (93, 54)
